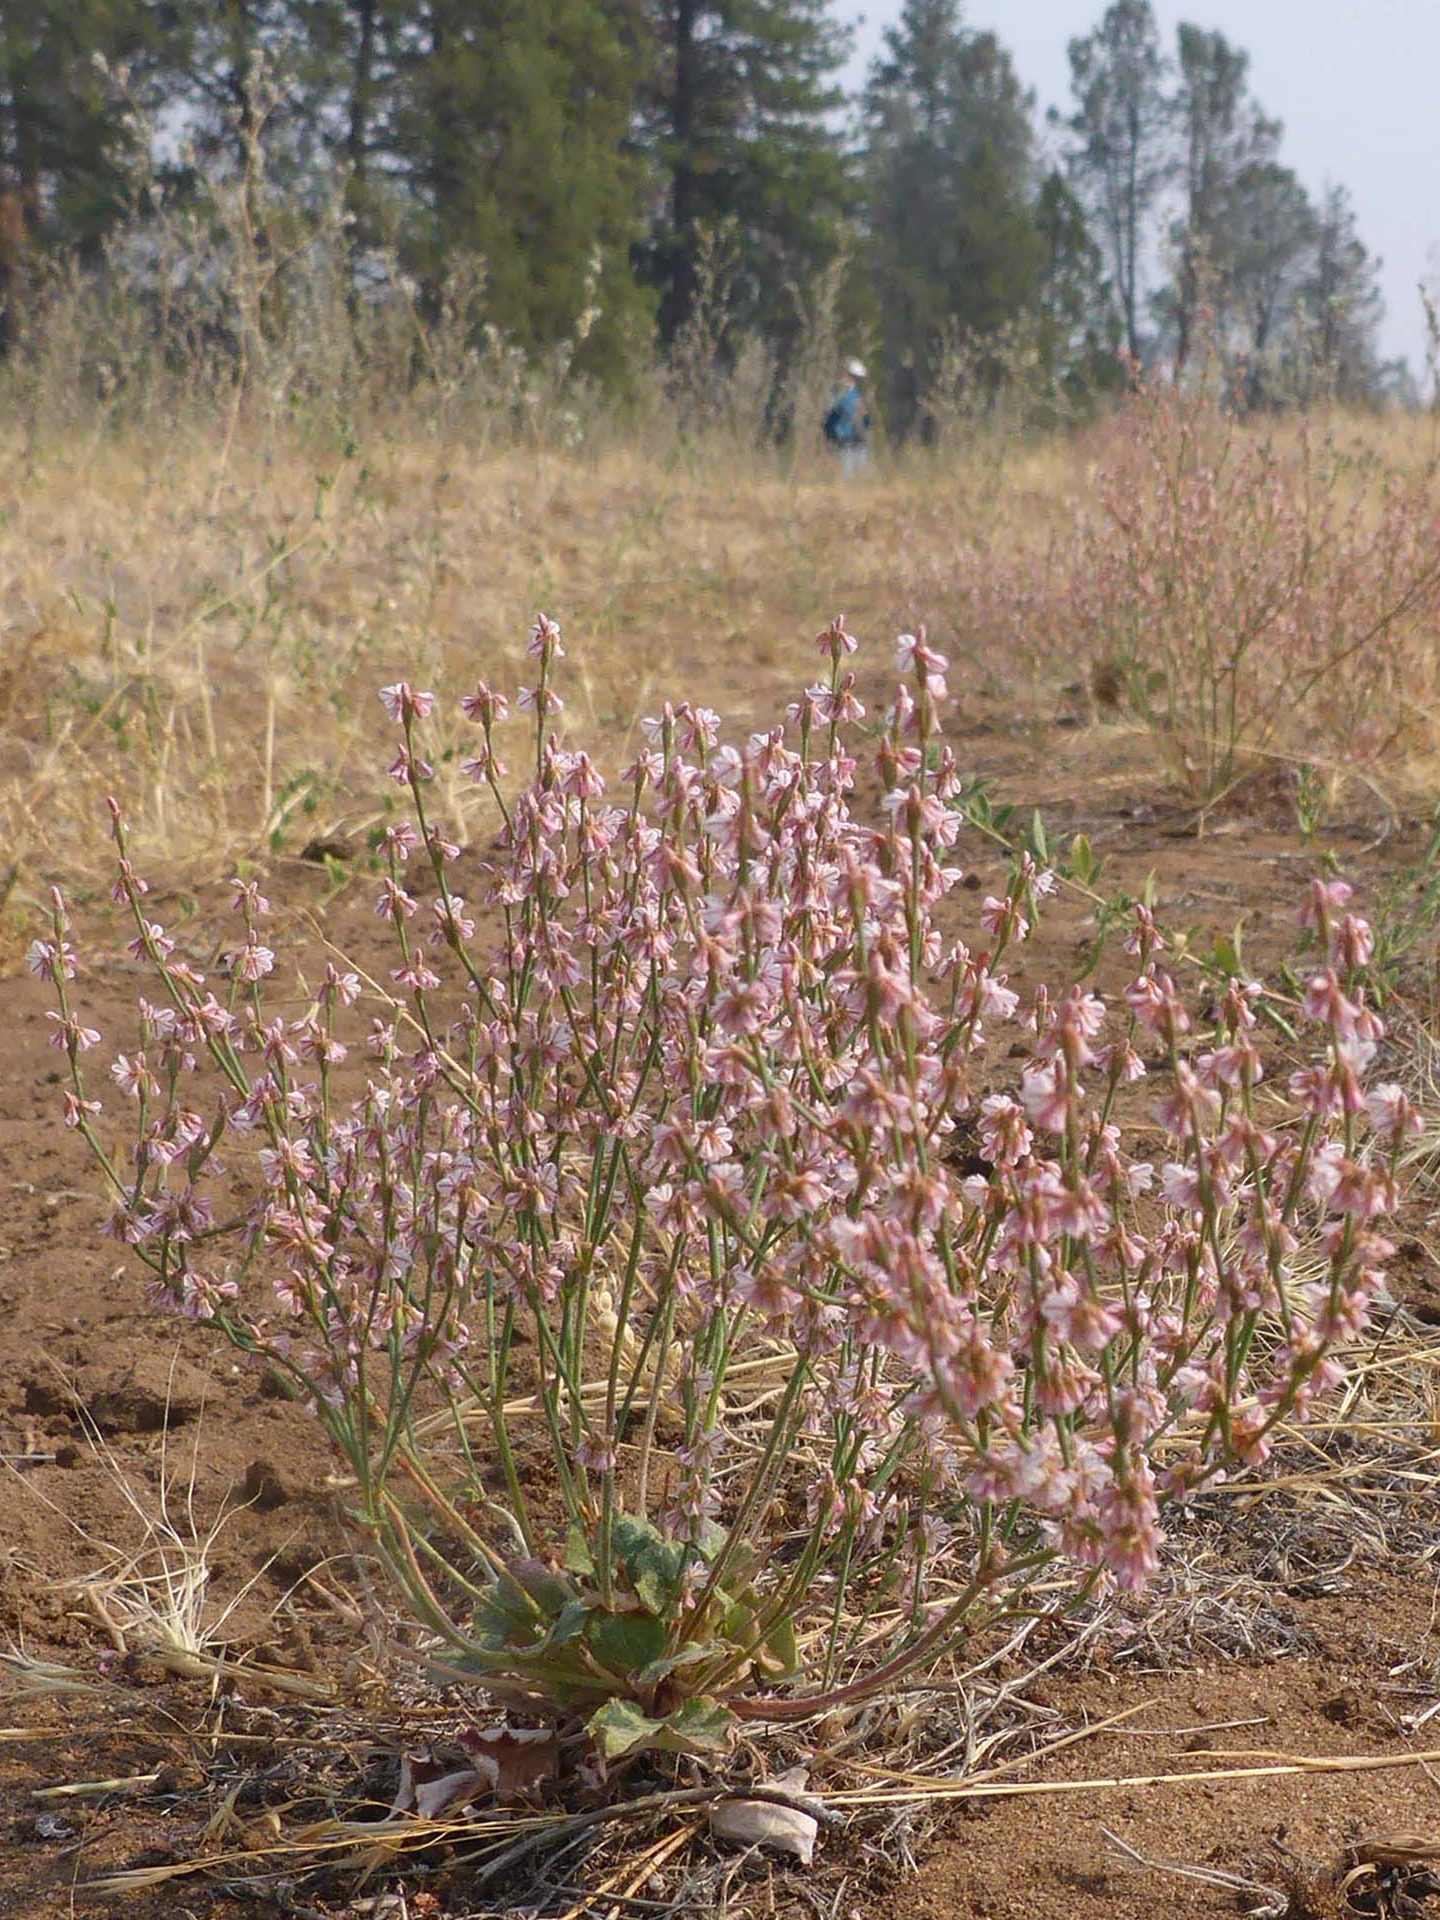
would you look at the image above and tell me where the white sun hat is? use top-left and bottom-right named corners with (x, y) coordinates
top-left (846, 358), bottom-right (868, 380)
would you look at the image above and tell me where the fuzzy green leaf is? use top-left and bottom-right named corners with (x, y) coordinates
top-left (756, 1612), bottom-right (799, 1679)
top-left (512, 1559), bottom-right (581, 1617)
top-left (610, 1513), bottom-right (688, 1613)
top-left (587, 1695), bottom-right (736, 1761)
top-left (657, 1697), bottom-right (737, 1756)
top-left (632, 1640), bottom-right (728, 1689)
top-left (563, 1523), bottom-right (596, 1578)
top-left (587, 1698), bottom-right (665, 1759)
top-left (585, 1608), bottom-right (668, 1680)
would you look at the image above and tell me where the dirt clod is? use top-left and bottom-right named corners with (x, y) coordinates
top-left (21, 1351), bottom-right (212, 1435)
top-left (236, 1456), bottom-right (297, 1511)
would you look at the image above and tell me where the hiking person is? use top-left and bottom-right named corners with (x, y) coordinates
top-left (824, 359), bottom-right (871, 469)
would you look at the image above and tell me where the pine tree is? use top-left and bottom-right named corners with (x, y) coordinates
top-left (293, 1), bottom-right (404, 245)
top-left (1057, 0), bottom-right (1166, 362)
top-left (1211, 159), bottom-right (1314, 402)
top-left (862, 0), bottom-right (1041, 435)
top-left (0, 0), bottom-right (160, 344)
top-left (377, 0), bottom-right (652, 383)
top-left (1033, 167), bottom-right (1122, 397)
top-left (1163, 25), bottom-right (1279, 372)
top-left (146, 0), bottom-right (335, 174)
top-left (1302, 183), bottom-right (1384, 401)
top-left (640, 0), bottom-right (851, 343)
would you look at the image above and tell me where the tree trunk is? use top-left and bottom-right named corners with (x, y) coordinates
top-left (0, 40), bottom-right (43, 356)
top-left (426, 3), bottom-right (466, 246)
top-left (347, 0), bottom-right (377, 184)
top-left (661, 0), bottom-right (700, 340)
top-left (1122, 103), bottom-right (1139, 359)
top-left (345, 0), bottom-right (378, 276)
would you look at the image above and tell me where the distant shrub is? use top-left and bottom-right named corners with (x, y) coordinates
top-left (953, 378), bottom-right (1440, 801)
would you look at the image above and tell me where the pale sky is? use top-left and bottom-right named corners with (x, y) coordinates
top-left (840, 0), bottom-right (1440, 378)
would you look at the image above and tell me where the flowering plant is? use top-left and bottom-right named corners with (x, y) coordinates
top-left (952, 378), bottom-right (1440, 801)
top-left (42, 616), bottom-right (1410, 1760)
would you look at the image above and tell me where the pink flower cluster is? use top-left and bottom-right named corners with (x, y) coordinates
top-left (46, 617), bottom-right (1406, 1673)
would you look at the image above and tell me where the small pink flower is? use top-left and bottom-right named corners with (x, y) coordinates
top-left (387, 746), bottom-right (433, 785)
top-left (460, 682), bottom-right (510, 725)
top-left (234, 938), bottom-right (276, 984)
top-left (46, 1011), bottom-right (101, 1052)
top-left (815, 615), bottom-right (858, 660)
top-left (1020, 1062), bottom-right (1070, 1133)
top-left (324, 966), bottom-right (362, 1007)
top-left (896, 628), bottom-right (949, 690)
top-left (63, 1091), bottom-right (102, 1129)
top-left (110, 1052), bottom-right (157, 1099)
top-left (981, 895), bottom-right (1029, 942)
top-left (379, 682), bottom-right (436, 724)
top-left (1302, 969), bottom-right (1361, 1036)
top-left (1366, 1082), bottom-right (1422, 1143)
top-left (27, 938), bottom-right (76, 983)
top-left (1298, 875), bottom-right (1352, 937)
top-left (229, 876), bottom-right (271, 916)
top-left (573, 1432), bottom-right (616, 1475)
top-left (1331, 914), bottom-right (1374, 970)
top-left (979, 1094), bottom-right (1033, 1167)
top-left (528, 613), bottom-right (565, 661)
top-left (1122, 904), bottom-right (1165, 962)
top-left (517, 684), bottom-right (564, 716)
top-left (391, 958), bottom-right (441, 992)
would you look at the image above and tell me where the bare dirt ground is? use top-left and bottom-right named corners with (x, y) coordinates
top-left (3, 674), bottom-right (1439, 1920)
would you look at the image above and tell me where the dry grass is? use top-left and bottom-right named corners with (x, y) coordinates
top-left (8, 411), bottom-right (1419, 902)
top-left (0, 408), bottom-right (1137, 903)
top-left (7, 399), bottom-right (1437, 911)
top-left (0, 428), bottom-right (953, 885)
